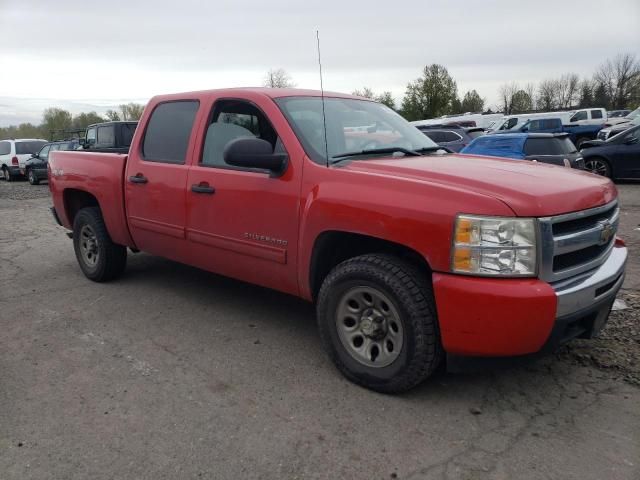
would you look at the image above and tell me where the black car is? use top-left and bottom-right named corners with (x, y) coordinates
top-left (581, 125), bottom-right (640, 179)
top-left (416, 125), bottom-right (485, 152)
top-left (25, 139), bottom-right (79, 185)
top-left (81, 121), bottom-right (138, 153)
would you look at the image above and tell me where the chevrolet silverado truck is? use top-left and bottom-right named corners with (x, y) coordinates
top-left (48, 88), bottom-right (627, 393)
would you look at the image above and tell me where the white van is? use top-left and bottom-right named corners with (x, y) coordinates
top-left (489, 108), bottom-right (606, 132)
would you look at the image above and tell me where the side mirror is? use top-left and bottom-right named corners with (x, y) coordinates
top-left (223, 138), bottom-right (287, 177)
top-left (31, 153), bottom-right (37, 158)
top-left (79, 138), bottom-right (87, 148)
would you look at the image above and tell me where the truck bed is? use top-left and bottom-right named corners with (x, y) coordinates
top-left (48, 150), bottom-right (135, 247)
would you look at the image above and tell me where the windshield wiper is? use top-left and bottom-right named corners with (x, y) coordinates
top-left (330, 147), bottom-right (422, 163)
top-left (414, 146), bottom-right (453, 154)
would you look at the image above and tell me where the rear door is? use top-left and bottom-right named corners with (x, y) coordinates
top-left (125, 100), bottom-right (200, 261)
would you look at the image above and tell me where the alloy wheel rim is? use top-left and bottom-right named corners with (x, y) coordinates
top-left (79, 225), bottom-right (99, 267)
top-left (335, 286), bottom-right (404, 368)
top-left (585, 159), bottom-right (607, 176)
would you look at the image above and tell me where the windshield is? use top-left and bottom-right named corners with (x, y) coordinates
top-left (275, 97), bottom-right (438, 164)
top-left (15, 141), bottom-right (46, 155)
top-left (626, 108), bottom-right (640, 120)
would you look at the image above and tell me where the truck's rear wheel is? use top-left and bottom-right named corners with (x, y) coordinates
top-left (3, 167), bottom-right (13, 182)
top-left (73, 207), bottom-right (127, 282)
top-left (317, 254), bottom-right (442, 393)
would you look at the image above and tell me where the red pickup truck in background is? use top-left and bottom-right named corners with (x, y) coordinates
top-left (48, 88), bottom-right (627, 392)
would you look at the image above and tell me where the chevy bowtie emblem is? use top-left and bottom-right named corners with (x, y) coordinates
top-left (598, 220), bottom-right (614, 245)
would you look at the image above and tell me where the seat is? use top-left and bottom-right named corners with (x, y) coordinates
top-left (202, 122), bottom-right (255, 167)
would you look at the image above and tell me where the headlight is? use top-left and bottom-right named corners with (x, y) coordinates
top-left (451, 215), bottom-right (537, 277)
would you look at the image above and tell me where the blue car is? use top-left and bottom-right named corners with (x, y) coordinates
top-left (460, 133), bottom-right (585, 169)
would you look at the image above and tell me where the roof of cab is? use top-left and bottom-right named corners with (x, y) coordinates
top-left (149, 87), bottom-right (365, 103)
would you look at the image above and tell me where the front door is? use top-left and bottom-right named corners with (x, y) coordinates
top-left (615, 130), bottom-right (640, 178)
top-left (185, 97), bottom-right (301, 295)
top-left (125, 100), bottom-right (200, 261)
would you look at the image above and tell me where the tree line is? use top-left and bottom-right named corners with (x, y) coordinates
top-left (0, 103), bottom-right (145, 141)
top-left (266, 53), bottom-right (639, 121)
top-left (2, 55), bottom-right (637, 141)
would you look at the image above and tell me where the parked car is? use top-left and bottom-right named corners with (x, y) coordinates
top-left (598, 109), bottom-right (640, 140)
top-left (501, 117), bottom-right (602, 148)
top-left (411, 113), bottom-right (503, 129)
top-left (490, 108), bottom-right (607, 132)
top-left (608, 110), bottom-right (631, 119)
top-left (460, 132), bottom-right (585, 169)
top-left (581, 124), bottom-right (640, 179)
top-left (81, 121), bottom-right (138, 153)
top-left (49, 87), bottom-right (625, 393)
top-left (416, 125), bottom-right (485, 152)
top-left (24, 139), bottom-right (80, 185)
top-left (0, 138), bottom-right (47, 181)
top-left (603, 107), bottom-right (640, 127)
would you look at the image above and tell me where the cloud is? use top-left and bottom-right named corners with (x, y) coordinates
top-left (1, 0), bottom-right (638, 124)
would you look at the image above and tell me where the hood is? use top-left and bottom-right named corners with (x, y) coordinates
top-left (343, 153), bottom-right (616, 217)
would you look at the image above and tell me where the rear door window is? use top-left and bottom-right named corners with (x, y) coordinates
top-left (424, 131), bottom-right (445, 143)
top-left (0, 141), bottom-right (10, 155)
top-left (591, 110), bottom-right (603, 119)
top-left (143, 101), bottom-right (199, 164)
top-left (97, 126), bottom-right (115, 146)
top-left (439, 131), bottom-right (462, 143)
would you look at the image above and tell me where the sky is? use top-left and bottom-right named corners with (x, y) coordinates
top-left (1, 0), bottom-right (638, 126)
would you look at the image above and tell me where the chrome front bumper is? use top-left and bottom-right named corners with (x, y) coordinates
top-left (553, 246), bottom-right (627, 318)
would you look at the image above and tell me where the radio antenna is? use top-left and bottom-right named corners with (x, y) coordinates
top-left (316, 30), bottom-right (329, 168)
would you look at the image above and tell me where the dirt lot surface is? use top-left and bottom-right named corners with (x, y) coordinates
top-left (1, 180), bottom-right (639, 480)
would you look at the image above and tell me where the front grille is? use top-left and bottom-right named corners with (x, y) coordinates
top-left (538, 201), bottom-right (619, 283)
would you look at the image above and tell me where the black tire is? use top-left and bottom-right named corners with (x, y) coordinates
top-left (584, 157), bottom-right (612, 178)
top-left (72, 207), bottom-right (127, 282)
top-left (4, 167), bottom-right (13, 182)
top-left (317, 254), bottom-right (443, 393)
top-left (27, 169), bottom-right (39, 185)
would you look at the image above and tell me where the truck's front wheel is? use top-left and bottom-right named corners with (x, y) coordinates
top-left (317, 254), bottom-right (442, 393)
top-left (73, 207), bottom-right (127, 282)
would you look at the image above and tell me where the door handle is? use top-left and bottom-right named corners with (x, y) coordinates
top-left (129, 174), bottom-right (148, 184)
top-left (191, 183), bottom-right (215, 194)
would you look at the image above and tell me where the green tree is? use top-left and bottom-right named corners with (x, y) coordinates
top-left (352, 87), bottom-right (396, 109)
top-left (72, 111), bottom-right (105, 130)
top-left (460, 90), bottom-right (485, 112)
top-left (511, 90), bottom-right (533, 113)
top-left (119, 103), bottom-right (145, 121)
top-left (400, 64), bottom-right (458, 121)
top-left (593, 82), bottom-right (610, 109)
top-left (105, 109), bottom-right (120, 121)
top-left (376, 91), bottom-right (396, 110)
top-left (42, 108), bottom-right (72, 139)
top-left (578, 81), bottom-right (594, 108)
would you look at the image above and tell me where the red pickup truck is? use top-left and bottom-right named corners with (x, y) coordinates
top-left (48, 88), bottom-right (627, 392)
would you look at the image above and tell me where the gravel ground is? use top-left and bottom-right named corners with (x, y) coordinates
top-left (1, 179), bottom-right (638, 480)
top-left (0, 181), bottom-right (50, 200)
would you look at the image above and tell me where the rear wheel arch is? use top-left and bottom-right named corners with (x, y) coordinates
top-left (63, 189), bottom-right (100, 225)
top-left (308, 230), bottom-right (432, 301)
